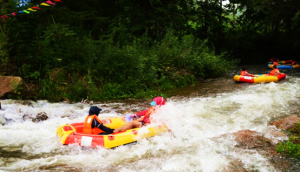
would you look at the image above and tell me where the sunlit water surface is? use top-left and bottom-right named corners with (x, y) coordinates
top-left (1, 65), bottom-right (300, 171)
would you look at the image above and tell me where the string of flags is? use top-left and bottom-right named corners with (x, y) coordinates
top-left (0, 0), bottom-right (62, 22)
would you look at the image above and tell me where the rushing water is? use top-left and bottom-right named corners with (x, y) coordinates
top-left (1, 64), bottom-right (300, 171)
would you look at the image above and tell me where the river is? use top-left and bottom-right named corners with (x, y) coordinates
top-left (1, 64), bottom-right (300, 171)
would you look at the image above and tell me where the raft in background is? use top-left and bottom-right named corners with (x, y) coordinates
top-left (233, 73), bottom-right (286, 83)
top-left (267, 60), bottom-right (295, 64)
top-left (56, 117), bottom-right (168, 149)
top-left (268, 64), bottom-right (300, 69)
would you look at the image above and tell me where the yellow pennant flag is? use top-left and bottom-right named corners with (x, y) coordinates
top-left (27, 8), bottom-right (37, 12)
top-left (41, 2), bottom-right (50, 6)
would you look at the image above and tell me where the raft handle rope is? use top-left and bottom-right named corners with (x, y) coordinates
top-left (66, 123), bottom-right (77, 134)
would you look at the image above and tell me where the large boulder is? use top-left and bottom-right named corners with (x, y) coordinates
top-left (0, 76), bottom-right (22, 98)
top-left (232, 129), bottom-right (273, 149)
top-left (270, 115), bottom-right (300, 130)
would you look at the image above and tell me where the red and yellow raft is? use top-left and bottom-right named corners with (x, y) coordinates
top-left (233, 73), bottom-right (286, 83)
top-left (56, 117), bottom-right (168, 149)
top-left (268, 60), bottom-right (295, 64)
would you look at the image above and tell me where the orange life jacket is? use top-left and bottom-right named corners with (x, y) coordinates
top-left (83, 115), bottom-right (104, 134)
top-left (139, 106), bottom-right (155, 124)
top-left (273, 62), bottom-right (278, 66)
top-left (269, 69), bottom-right (279, 76)
top-left (240, 71), bottom-right (246, 75)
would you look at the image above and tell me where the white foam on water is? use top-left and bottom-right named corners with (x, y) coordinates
top-left (0, 78), bottom-right (300, 171)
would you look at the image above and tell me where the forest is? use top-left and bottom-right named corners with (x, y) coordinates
top-left (0, 0), bottom-right (300, 101)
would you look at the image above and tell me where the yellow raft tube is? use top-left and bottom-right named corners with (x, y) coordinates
top-left (56, 117), bottom-right (169, 149)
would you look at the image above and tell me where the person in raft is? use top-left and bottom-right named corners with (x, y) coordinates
top-left (83, 106), bottom-right (116, 135)
top-left (269, 65), bottom-right (280, 76)
top-left (288, 61), bottom-right (297, 66)
top-left (272, 58), bottom-right (280, 66)
top-left (113, 96), bottom-right (166, 133)
top-left (240, 67), bottom-right (254, 77)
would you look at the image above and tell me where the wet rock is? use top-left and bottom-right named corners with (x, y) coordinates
top-left (15, 100), bottom-right (34, 107)
top-left (226, 160), bottom-right (247, 172)
top-left (269, 130), bottom-right (287, 138)
top-left (269, 154), bottom-right (294, 171)
top-left (270, 115), bottom-right (300, 130)
top-left (22, 114), bottom-right (33, 121)
top-left (0, 76), bottom-right (22, 98)
top-left (34, 112), bottom-right (48, 122)
top-left (81, 99), bottom-right (93, 105)
top-left (232, 129), bottom-right (272, 149)
top-left (111, 104), bottom-right (121, 109)
top-left (225, 129), bottom-right (294, 171)
top-left (288, 100), bottom-right (300, 106)
top-left (263, 126), bottom-right (288, 145)
top-left (23, 112), bottom-right (49, 122)
top-left (268, 130), bottom-right (288, 144)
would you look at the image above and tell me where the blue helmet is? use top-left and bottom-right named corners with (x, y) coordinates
top-left (89, 106), bottom-right (102, 116)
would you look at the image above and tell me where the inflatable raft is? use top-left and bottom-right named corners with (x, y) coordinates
top-left (56, 117), bottom-right (168, 149)
top-left (233, 73), bottom-right (286, 83)
top-left (268, 64), bottom-right (300, 69)
top-left (267, 60), bottom-right (295, 64)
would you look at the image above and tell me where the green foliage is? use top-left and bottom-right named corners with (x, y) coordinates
top-left (289, 122), bottom-right (300, 134)
top-left (277, 138), bottom-right (300, 159)
top-left (39, 78), bottom-right (66, 102)
top-left (277, 123), bottom-right (300, 159)
top-left (1, 0), bottom-right (241, 102)
top-left (222, 0), bottom-right (300, 63)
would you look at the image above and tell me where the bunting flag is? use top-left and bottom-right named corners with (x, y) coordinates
top-left (45, 1), bottom-right (56, 5)
top-left (32, 6), bottom-right (41, 10)
top-left (41, 2), bottom-right (51, 6)
top-left (0, 0), bottom-right (62, 22)
top-left (23, 10), bottom-right (30, 14)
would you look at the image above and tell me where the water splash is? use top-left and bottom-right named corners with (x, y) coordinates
top-left (1, 78), bottom-right (300, 171)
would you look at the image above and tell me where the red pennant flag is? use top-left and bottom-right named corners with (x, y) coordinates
top-left (46, 0), bottom-right (55, 5)
top-left (32, 6), bottom-right (41, 10)
top-left (53, 0), bottom-right (62, 2)
top-left (1, 16), bottom-right (5, 20)
top-left (4, 15), bottom-right (9, 18)
top-left (11, 12), bottom-right (16, 16)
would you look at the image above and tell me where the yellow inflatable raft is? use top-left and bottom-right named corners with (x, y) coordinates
top-left (56, 117), bottom-right (168, 149)
top-left (233, 73), bottom-right (286, 83)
